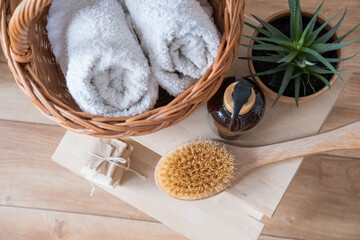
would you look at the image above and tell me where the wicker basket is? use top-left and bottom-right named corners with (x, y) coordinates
top-left (0, 0), bottom-right (245, 138)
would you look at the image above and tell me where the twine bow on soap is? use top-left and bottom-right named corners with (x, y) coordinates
top-left (87, 152), bottom-right (146, 196)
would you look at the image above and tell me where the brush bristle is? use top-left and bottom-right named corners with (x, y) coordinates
top-left (157, 141), bottom-right (235, 200)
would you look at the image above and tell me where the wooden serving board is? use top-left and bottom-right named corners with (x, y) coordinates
top-left (52, 16), bottom-right (351, 240)
top-left (53, 133), bottom-right (264, 240)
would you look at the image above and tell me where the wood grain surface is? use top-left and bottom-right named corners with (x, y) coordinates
top-left (262, 155), bottom-right (360, 240)
top-left (0, 121), bottom-right (153, 221)
top-left (259, 236), bottom-right (297, 240)
top-left (0, 206), bottom-right (185, 240)
top-left (0, 0), bottom-right (359, 239)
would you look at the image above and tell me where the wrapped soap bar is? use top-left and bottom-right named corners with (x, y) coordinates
top-left (80, 138), bottom-right (145, 195)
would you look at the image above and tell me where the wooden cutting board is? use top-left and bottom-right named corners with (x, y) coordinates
top-left (52, 16), bottom-right (351, 240)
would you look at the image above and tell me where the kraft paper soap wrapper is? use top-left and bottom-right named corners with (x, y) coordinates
top-left (81, 138), bottom-right (134, 188)
top-left (51, 131), bottom-right (133, 189)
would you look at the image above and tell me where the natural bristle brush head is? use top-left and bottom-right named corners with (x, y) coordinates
top-left (154, 141), bottom-right (235, 201)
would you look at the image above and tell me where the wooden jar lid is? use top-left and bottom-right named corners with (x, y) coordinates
top-left (224, 82), bottom-right (255, 115)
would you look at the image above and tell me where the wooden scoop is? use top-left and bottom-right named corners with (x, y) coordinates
top-left (155, 121), bottom-right (360, 201)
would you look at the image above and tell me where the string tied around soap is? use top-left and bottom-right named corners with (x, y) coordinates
top-left (86, 152), bottom-right (146, 197)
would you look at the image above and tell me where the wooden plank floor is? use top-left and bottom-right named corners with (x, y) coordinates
top-left (0, 0), bottom-right (359, 239)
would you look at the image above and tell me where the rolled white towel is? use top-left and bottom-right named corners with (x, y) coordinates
top-left (124, 0), bottom-right (220, 96)
top-left (47, 0), bottom-right (98, 75)
top-left (47, 0), bottom-right (158, 117)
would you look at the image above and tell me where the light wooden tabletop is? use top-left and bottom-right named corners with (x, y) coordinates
top-left (0, 0), bottom-right (359, 239)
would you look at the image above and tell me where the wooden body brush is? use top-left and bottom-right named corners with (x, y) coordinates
top-left (155, 121), bottom-right (360, 201)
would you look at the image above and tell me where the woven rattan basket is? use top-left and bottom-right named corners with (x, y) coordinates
top-left (0, 0), bottom-right (245, 138)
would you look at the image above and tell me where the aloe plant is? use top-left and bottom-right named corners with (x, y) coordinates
top-left (240, 0), bottom-right (359, 106)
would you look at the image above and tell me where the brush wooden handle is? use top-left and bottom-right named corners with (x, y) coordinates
top-left (233, 121), bottom-right (360, 173)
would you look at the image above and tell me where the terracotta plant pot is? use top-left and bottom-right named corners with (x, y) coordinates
top-left (247, 10), bottom-right (344, 104)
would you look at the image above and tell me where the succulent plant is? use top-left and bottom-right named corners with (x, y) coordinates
top-left (240, 0), bottom-right (359, 106)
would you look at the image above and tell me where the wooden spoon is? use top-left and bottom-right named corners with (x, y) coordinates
top-left (155, 121), bottom-right (360, 201)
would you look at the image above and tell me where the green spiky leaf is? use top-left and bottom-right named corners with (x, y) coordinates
top-left (295, 76), bottom-right (301, 107)
top-left (305, 74), bottom-right (316, 92)
top-left (251, 14), bottom-right (291, 41)
top-left (272, 65), bottom-right (295, 107)
top-left (289, 71), bottom-right (304, 80)
top-left (302, 79), bottom-right (307, 95)
top-left (241, 43), bottom-right (290, 52)
top-left (311, 38), bottom-right (358, 53)
top-left (310, 72), bottom-right (332, 88)
top-left (321, 53), bottom-right (358, 63)
top-left (307, 65), bottom-right (334, 74)
top-left (298, 1), bottom-right (324, 46)
top-left (315, 8), bottom-right (347, 43)
top-left (289, 0), bottom-right (303, 40)
top-left (308, 80), bottom-right (316, 92)
top-left (334, 24), bottom-right (360, 43)
top-left (247, 64), bottom-right (288, 77)
top-left (244, 35), bottom-right (296, 48)
top-left (245, 22), bottom-right (274, 38)
top-left (305, 11), bottom-right (316, 38)
top-left (238, 55), bottom-right (285, 63)
top-left (305, 10), bottom-right (341, 46)
top-left (278, 50), bottom-right (299, 63)
top-left (302, 47), bottom-right (342, 80)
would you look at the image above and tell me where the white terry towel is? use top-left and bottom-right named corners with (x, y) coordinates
top-left (124, 0), bottom-right (220, 96)
top-left (47, 0), bottom-right (158, 117)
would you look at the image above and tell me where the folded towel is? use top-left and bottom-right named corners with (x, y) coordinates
top-left (124, 0), bottom-right (220, 96)
top-left (47, 0), bottom-right (158, 117)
